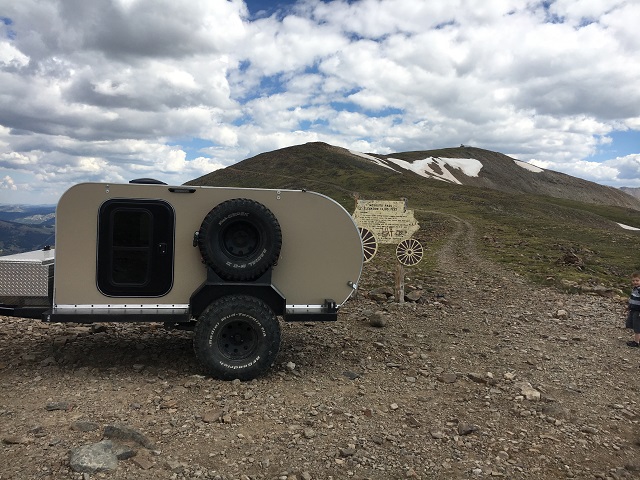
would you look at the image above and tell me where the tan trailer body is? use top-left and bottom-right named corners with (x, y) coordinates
top-left (53, 183), bottom-right (362, 313)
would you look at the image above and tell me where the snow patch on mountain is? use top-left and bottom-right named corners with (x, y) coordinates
top-left (350, 150), bottom-right (484, 184)
top-left (514, 159), bottom-right (544, 173)
top-left (350, 150), bottom-right (545, 184)
top-left (349, 150), bottom-right (401, 173)
top-left (617, 223), bottom-right (640, 231)
top-left (386, 157), bottom-right (482, 184)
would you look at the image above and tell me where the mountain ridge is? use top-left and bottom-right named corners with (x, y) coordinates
top-left (189, 142), bottom-right (640, 211)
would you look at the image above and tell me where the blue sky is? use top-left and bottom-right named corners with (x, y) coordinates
top-left (0, 0), bottom-right (639, 204)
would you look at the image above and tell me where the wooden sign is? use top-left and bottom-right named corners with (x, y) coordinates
top-left (352, 200), bottom-right (419, 244)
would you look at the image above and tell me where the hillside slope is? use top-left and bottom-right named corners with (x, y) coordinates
top-left (0, 220), bottom-right (55, 255)
top-left (620, 186), bottom-right (640, 200)
top-left (375, 146), bottom-right (640, 210)
top-left (0, 205), bottom-right (56, 256)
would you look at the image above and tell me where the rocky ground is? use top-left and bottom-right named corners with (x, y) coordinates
top-left (1, 215), bottom-right (639, 480)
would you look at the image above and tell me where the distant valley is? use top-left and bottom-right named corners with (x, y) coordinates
top-left (0, 204), bottom-right (56, 256)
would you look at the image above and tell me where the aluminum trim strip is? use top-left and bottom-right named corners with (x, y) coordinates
top-left (55, 304), bottom-right (189, 309)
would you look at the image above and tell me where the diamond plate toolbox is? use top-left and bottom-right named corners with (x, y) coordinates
top-left (0, 248), bottom-right (54, 305)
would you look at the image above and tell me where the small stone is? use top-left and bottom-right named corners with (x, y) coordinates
top-left (467, 372), bottom-right (486, 383)
top-left (40, 356), bottom-right (57, 366)
top-left (286, 361), bottom-right (296, 371)
top-left (342, 371), bottom-right (360, 380)
top-left (515, 382), bottom-right (541, 401)
top-left (405, 290), bottom-right (422, 302)
top-left (369, 312), bottom-right (387, 328)
top-left (303, 428), bottom-right (316, 439)
top-left (165, 460), bottom-right (186, 474)
top-left (438, 373), bottom-right (457, 384)
top-left (339, 446), bottom-right (356, 457)
top-left (112, 443), bottom-right (137, 460)
top-left (406, 415), bottom-right (421, 427)
top-left (458, 423), bottom-right (479, 435)
top-left (580, 426), bottom-right (599, 435)
top-left (405, 467), bottom-right (418, 477)
top-left (132, 454), bottom-right (154, 470)
top-left (103, 424), bottom-right (155, 449)
top-left (430, 430), bottom-right (445, 439)
top-left (71, 421), bottom-right (100, 432)
top-left (202, 410), bottom-right (222, 423)
top-left (542, 404), bottom-right (572, 420)
top-left (496, 451), bottom-right (509, 461)
top-left (46, 401), bottom-right (72, 411)
top-left (69, 440), bottom-right (118, 473)
top-left (91, 324), bottom-right (108, 333)
top-left (2, 435), bottom-right (30, 445)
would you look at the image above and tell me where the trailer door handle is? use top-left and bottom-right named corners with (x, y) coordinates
top-left (157, 243), bottom-right (168, 255)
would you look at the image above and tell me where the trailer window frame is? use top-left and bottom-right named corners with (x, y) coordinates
top-left (97, 199), bottom-right (175, 297)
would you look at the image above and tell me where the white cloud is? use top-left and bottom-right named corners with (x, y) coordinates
top-left (1, 175), bottom-right (17, 191)
top-left (0, 0), bottom-right (638, 203)
top-left (531, 153), bottom-right (640, 187)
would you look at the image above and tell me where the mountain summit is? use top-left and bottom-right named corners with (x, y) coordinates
top-left (189, 142), bottom-right (640, 211)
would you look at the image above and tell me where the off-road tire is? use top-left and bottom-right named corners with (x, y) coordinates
top-left (193, 295), bottom-right (281, 381)
top-left (197, 198), bottom-right (282, 281)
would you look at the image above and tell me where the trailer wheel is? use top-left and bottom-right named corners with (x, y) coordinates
top-left (193, 295), bottom-right (281, 381)
top-left (198, 198), bottom-right (282, 281)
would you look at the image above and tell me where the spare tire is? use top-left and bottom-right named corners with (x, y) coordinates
top-left (197, 198), bottom-right (282, 281)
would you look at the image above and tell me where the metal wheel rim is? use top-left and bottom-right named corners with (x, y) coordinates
top-left (221, 220), bottom-right (260, 258)
top-left (217, 319), bottom-right (259, 360)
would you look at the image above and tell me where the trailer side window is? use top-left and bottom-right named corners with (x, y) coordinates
top-left (97, 199), bottom-right (174, 297)
top-left (111, 209), bottom-right (152, 285)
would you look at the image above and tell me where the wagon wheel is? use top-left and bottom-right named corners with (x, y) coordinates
top-left (358, 227), bottom-right (378, 263)
top-left (396, 238), bottom-right (423, 266)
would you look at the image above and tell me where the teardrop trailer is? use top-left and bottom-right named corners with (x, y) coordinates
top-left (0, 181), bottom-right (363, 380)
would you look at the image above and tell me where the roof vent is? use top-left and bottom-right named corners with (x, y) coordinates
top-left (129, 178), bottom-right (167, 185)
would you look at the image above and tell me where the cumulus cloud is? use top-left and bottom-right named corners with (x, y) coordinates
top-left (0, 0), bottom-right (639, 204)
top-left (1, 175), bottom-right (17, 191)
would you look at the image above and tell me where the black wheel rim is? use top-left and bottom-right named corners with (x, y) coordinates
top-left (220, 220), bottom-right (260, 258)
top-left (217, 319), bottom-right (259, 360)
